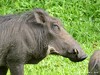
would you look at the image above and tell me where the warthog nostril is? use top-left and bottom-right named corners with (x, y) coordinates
top-left (73, 49), bottom-right (79, 54)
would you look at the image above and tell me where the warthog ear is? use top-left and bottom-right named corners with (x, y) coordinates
top-left (33, 8), bottom-right (48, 24)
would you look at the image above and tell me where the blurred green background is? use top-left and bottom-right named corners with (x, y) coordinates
top-left (0, 0), bottom-right (100, 75)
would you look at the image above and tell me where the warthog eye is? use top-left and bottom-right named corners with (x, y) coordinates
top-left (52, 24), bottom-right (60, 32)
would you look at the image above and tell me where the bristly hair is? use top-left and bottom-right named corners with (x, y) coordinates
top-left (18, 10), bottom-right (49, 59)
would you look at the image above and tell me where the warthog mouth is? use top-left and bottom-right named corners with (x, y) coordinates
top-left (69, 55), bottom-right (87, 62)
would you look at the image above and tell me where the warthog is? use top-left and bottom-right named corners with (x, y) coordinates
top-left (88, 50), bottom-right (100, 75)
top-left (0, 8), bottom-right (87, 75)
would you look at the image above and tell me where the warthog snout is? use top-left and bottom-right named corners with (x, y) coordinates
top-left (48, 38), bottom-right (87, 62)
top-left (66, 47), bottom-right (87, 62)
top-left (80, 54), bottom-right (87, 61)
top-left (73, 48), bottom-right (87, 61)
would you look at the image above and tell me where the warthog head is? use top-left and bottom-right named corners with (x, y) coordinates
top-left (28, 8), bottom-right (87, 62)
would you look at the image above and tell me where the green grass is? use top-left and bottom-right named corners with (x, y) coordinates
top-left (0, 0), bottom-right (100, 75)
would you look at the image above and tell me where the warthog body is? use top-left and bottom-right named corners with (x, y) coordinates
top-left (88, 50), bottom-right (100, 75)
top-left (0, 8), bottom-right (87, 75)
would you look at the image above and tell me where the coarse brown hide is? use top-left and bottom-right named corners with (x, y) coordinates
top-left (0, 8), bottom-right (87, 75)
top-left (88, 50), bottom-right (100, 75)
